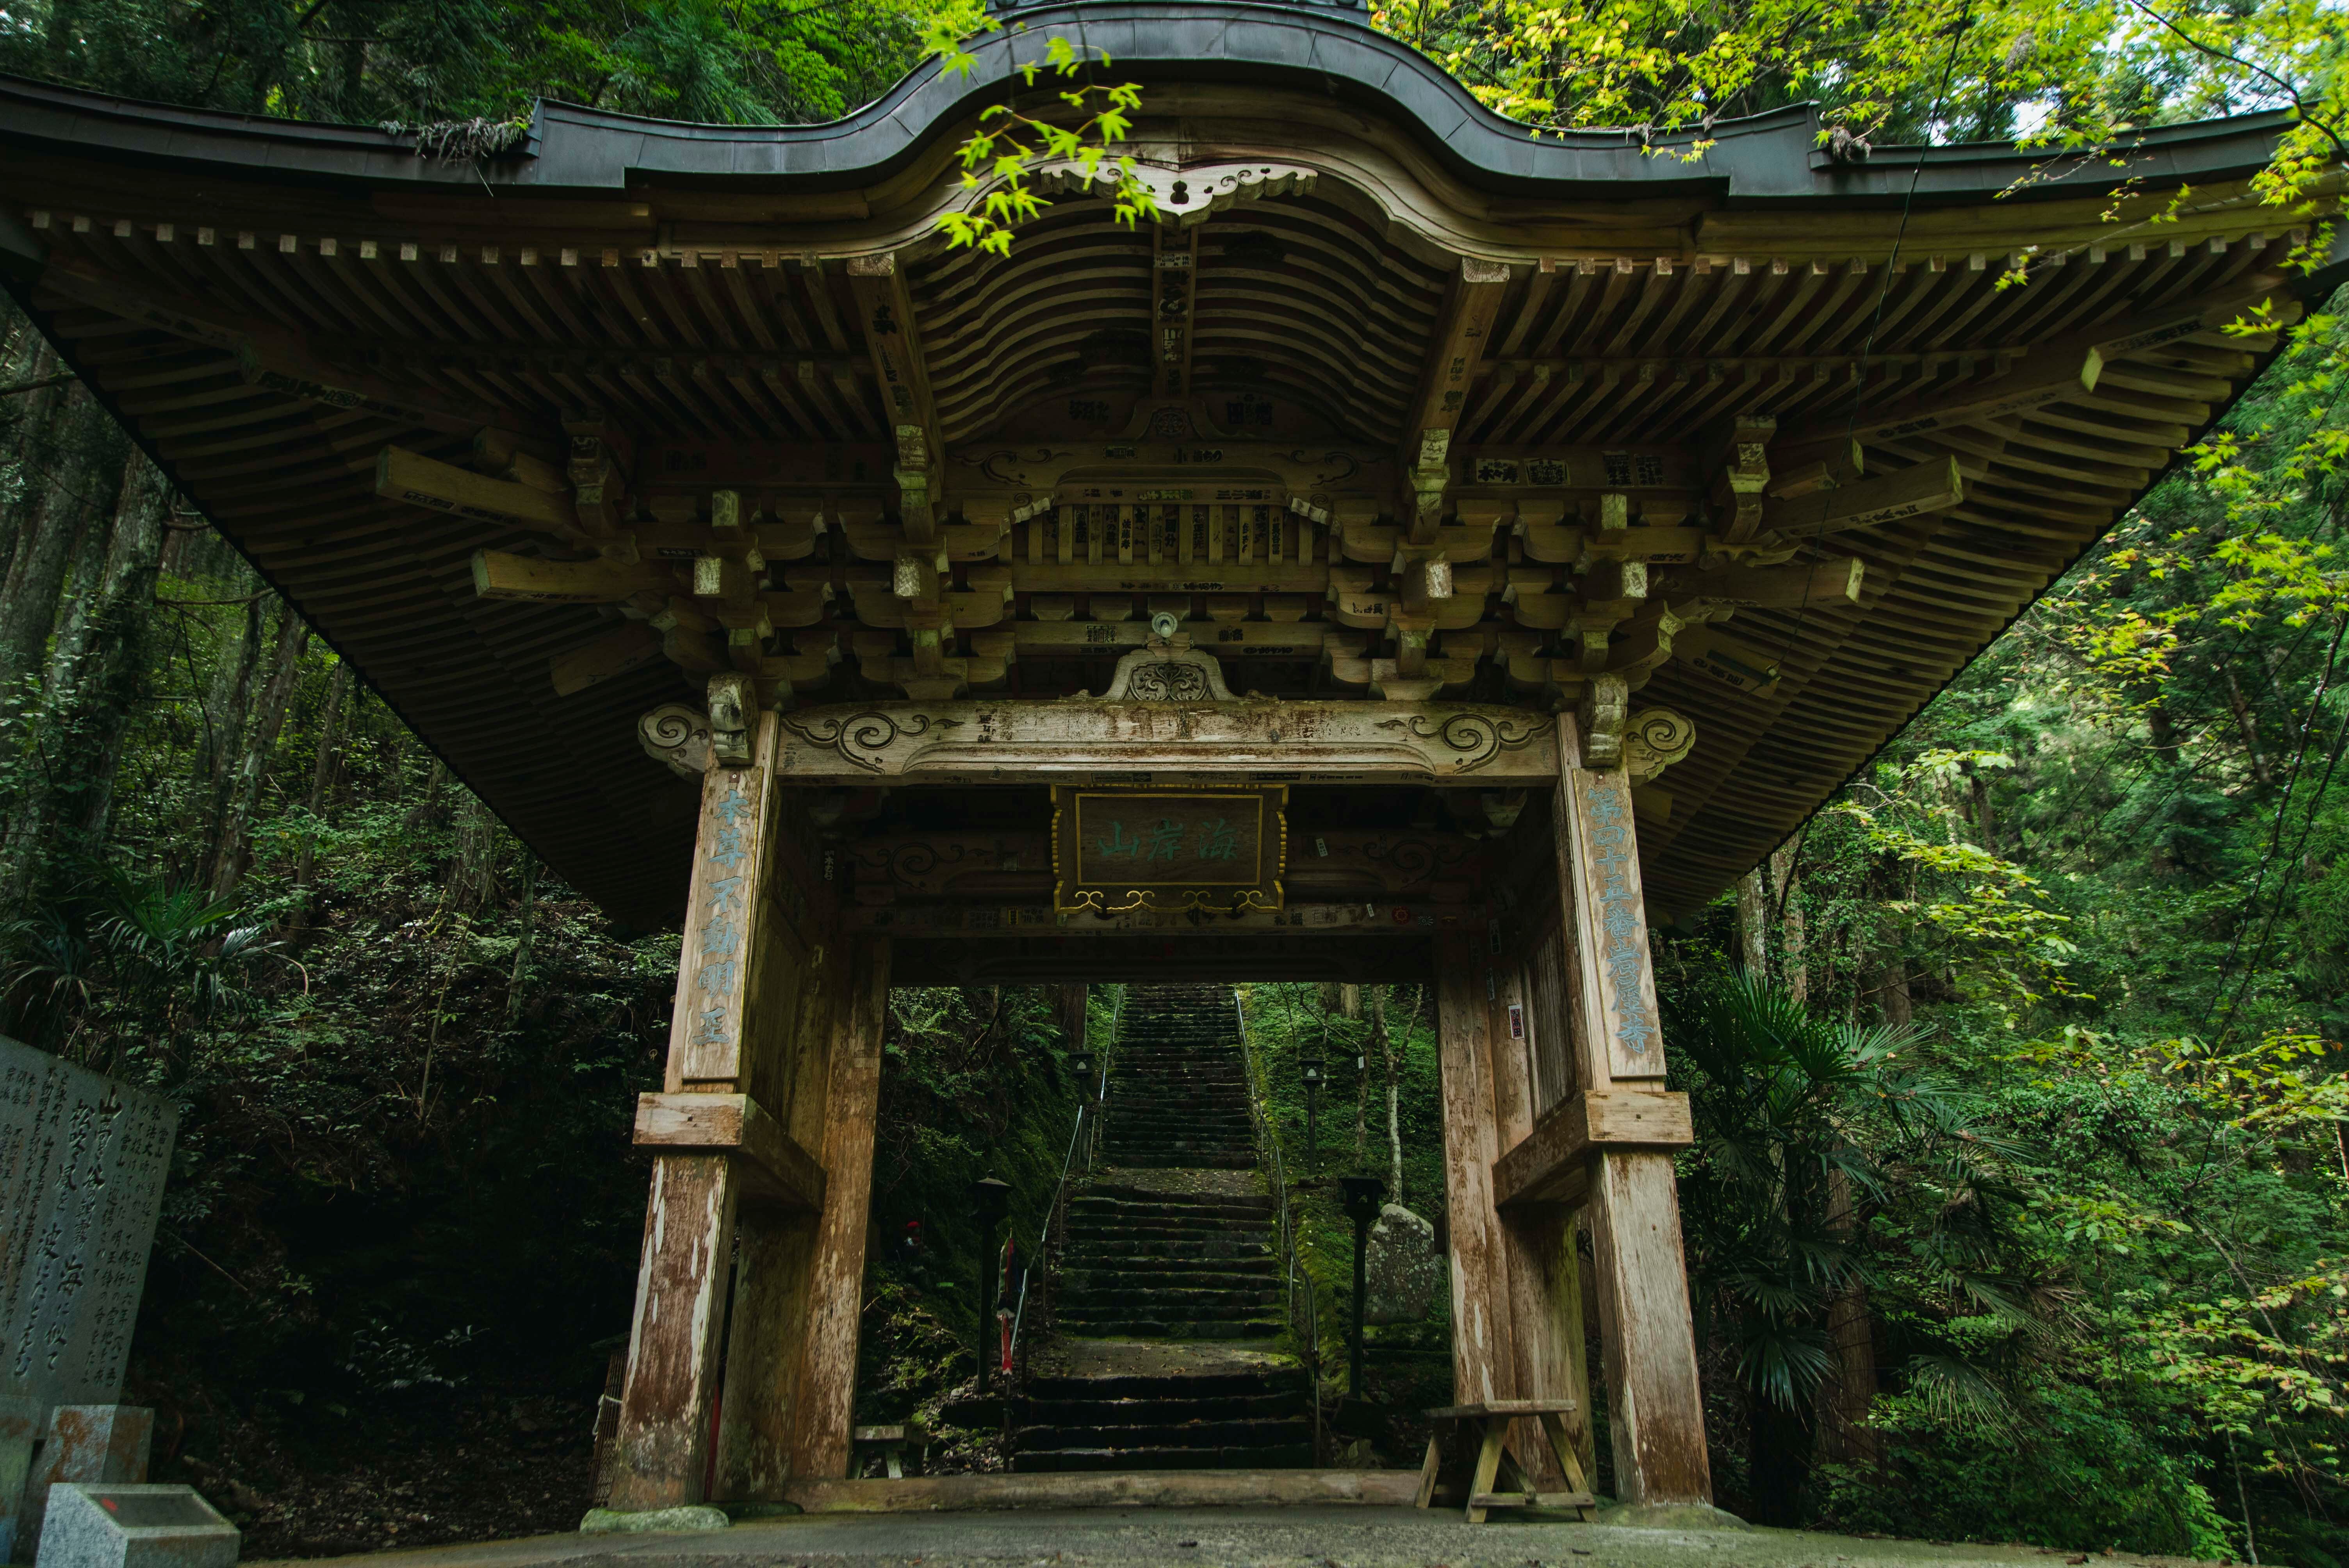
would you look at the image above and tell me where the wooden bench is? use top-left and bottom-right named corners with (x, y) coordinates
top-left (850, 1422), bottom-right (928, 1479)
top-left (1416, 1400), bottom-right (1596, 1523)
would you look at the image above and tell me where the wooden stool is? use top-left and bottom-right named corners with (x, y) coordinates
top-left (850, 1422), bottom-right (928, 1479)
top-left (1416, 1400), bottom-right (1596, 1523)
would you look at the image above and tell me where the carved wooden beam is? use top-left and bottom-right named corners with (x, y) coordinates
top-left (1401, 258), bottom-right (1511, 545)
top-left (1492, 1089), bottom-right (1695, 1210)
top-left (634, 1092), bottom-right (827, 1212)
top-left (845, 900), bottom-right (1490, 937)
top-left (1153, 223), bottom-right (1201, 398)
top-left (847, 253), bottom-right (943, 544)
top-left (770, 701), bottom-right (1559, 783)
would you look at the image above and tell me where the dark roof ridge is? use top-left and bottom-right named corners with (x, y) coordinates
top-left (0, 1), bottom-right (2294, 205)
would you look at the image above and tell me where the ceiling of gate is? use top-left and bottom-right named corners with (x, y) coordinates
top-left (0, 4), bottom-right (2323, 927)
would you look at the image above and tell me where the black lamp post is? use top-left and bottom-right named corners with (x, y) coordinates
top-left (1301, 1055), bottom-right (1323, 1162)
top-left (1338, 1173), bottom-right (1386, 1399)
top-left (969, 1176), bottom-right (1012, 1393)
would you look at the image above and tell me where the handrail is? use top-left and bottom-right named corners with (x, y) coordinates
top-left (1233, 987), bottom-right (1324, 1462)
top-left (1009, 985), bottom-right (1125, 1381)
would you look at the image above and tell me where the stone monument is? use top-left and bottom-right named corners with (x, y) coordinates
top-left (0, 1041), bottom-right (178, 1563)
top-left (1363, 1203), bottom-right (1442, 1325)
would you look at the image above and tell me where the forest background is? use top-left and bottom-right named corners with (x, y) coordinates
top-left (0, 0), bottom-right (2345, 1559)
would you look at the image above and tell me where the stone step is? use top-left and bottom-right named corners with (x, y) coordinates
top-left (1015, 1418), bottom-right (1311, 1450)
top-left (1009, 1444), bottom-right (1314, 1472)
top-left (1107, 1153), bottom-right (1259, 1169)
top-left (1079, 1187), bottom-right (1271, 1208)
top-left (1026, 1370), bottom-right (1308, 1399)
top-left (1020, 1392), bottom-right (1305, 1422)
top-left (1057, 1318), bottom-right (1282, 1339)
top-left (1062, 1219), bottom-right (1271, 1240)
top-left (1062, 1282), bottom-right (1279, 1307)
top-left (1060, 1254), bottom-right (1276, 1276)
top-left (1061, 1240), bottom-right (1271, 1263)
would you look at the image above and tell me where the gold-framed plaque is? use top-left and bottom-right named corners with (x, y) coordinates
top-left (1051, 784), bottom-right (1287, 913)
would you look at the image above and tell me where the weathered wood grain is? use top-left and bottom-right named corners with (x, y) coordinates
top-left (786, 935), bottom-right (893, 1480)
top-left (608, 1152), bottom-right (739, 1511)
top-left (1492, 1089), bottom-right (1696, 1209)
top-left (633, 1092), bottom-right (826, 1213)
top-left (1433, 934), bottom-right (1514, 1412)
top-left (1586, 1149), bottom-right (1713, 1506)
top-left (666, 718), bottom-right (780, 1088)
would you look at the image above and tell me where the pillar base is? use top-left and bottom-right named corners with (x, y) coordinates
top-left (579, 1505), bottom-right (731, 1535)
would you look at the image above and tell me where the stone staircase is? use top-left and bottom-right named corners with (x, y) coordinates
top-left (1017, 983), bottom-right (1317, 1473)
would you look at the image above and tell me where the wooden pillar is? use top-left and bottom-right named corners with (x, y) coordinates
top-left (1484, 962), bottom-right (1589, 1489)
top-left (1549, 731), bottom-right (1712, 1507)
top-left (612, 714), bottom-right (854, 1510)
top-left (786, 935), bottom-right (893, 1479)
top-left (1433, 937), bottom-right (1515, 1410)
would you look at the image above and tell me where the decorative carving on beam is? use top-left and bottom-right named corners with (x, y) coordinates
top-left (706, 671), bottom-right (754, 767)
top-left (1094, 637), bottom-right (1236, 702)
top-left (771, 701), bottom-right (1561, 783)
top-left (640, 704), bottom-right (715, 777)
top-left (1623, 708), bottom-right (1696, 781)
top-left (1368, 711), bottom-right (1546, 774)
top-left (1576, 674), bottom-right (1629, 768)
top-left (1035, 160), bottom-right (1318, 226)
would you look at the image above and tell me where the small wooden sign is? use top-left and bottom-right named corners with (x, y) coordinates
top-left (1052, 784), bottom-right (1286, 912)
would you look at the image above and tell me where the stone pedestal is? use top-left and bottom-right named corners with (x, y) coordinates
top-left (15, 1409), bottom-right (151, 1563)
top-left (33, 1486), bottom-right (235, 1568)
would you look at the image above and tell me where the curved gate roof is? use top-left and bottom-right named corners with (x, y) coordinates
top-left (0, 0), bottom-right (2324, 927)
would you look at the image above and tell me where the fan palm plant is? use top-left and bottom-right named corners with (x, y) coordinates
top-left (1668, 973), bottom-right (2028, 1515)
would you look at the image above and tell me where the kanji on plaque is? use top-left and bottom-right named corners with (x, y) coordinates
top-left (1052, 785), bottom-right (1287, 913)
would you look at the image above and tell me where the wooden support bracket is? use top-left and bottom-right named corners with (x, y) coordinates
top-left (1493, 1089), bottom-right (1695, 1210)
top-left (634, 1092), bottom-right (827, 1213)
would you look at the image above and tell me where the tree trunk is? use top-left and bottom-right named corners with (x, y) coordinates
top-left (208, 609), bottom-right (310, 900)
top-left (0, 450), bottom-right (162, 906)
top-left (504, 855), bottom-right (540, 1029)
top-left (1376, 988), bottom-right (1403, 1203)
top-left (2223, 667), bottom-right (2273, 791)
top-left (292, 659), bottom-right (351, 890)
top-left (196, 588), bottom-right (264, 867)
top-left (1770, 844), bottom-right (1807, 1004)
top-left (0, 336), bottom-right (66, 578)
top-left (1734, 867), bottom-right (1770, 975)
top-left (449, 791), bottom-right (501, 911)
top-left (1055, 985), bottom-right (1089, 1051)
top-left (1813, 1167), bottom-right (1881, 1471)
top-left (0, 383), bottom-right (103, 710)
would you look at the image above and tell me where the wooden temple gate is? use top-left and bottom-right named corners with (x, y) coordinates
top-left (617, 681), bottom-right (1713, 1508)
top-left (0, 0), bottom-right (2322, 1522)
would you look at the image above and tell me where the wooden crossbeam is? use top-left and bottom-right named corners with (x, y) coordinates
top-left (1653, 556), bottom-right (1865, 609)
top-left (634, 1091), bottom-right (827, 1212)
top-left (382, 446), bottom-right (579, 535)
top-left (1401, 258), bottom-right (1511, 543)
top-left (1764, 454), bottom-right (1962, 538)
top-left (1492, 1089), bottom-right (1694, 1210)
top-left (847, 253), bottom-right (944, 544)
